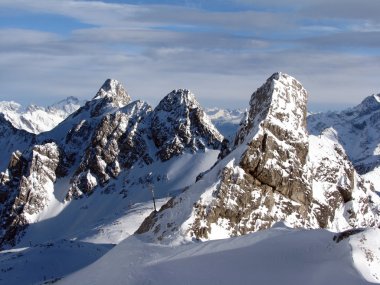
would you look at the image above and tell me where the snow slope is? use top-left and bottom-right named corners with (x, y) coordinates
top-left (350, 228), bottom-right (380, 283)
top-left (0, 240), bottom-right (113, 285)
top-left (308, 94), bottom-right (380, 191)
top-left (0, 198), bottom-right (168, 285)
top-left (58, 226), bottom-right (376, 285)
top-left (15, 151), bottom-right (219, 247)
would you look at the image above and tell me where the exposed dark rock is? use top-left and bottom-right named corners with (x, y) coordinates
top-left (333, 228), bottom-right (365, 243)
top-left (67, 101), bottom-right (152, 199)
top-left (0, 142), bottom-right (61, 248)
top-left (137, 73), bottom-right (317, 242)
top-left (151, 89), bottom-right (223, 161)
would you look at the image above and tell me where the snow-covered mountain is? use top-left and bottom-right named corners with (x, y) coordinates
top-left (136, 72), bottom-right (379, 244)
top-left (0, 73), bottom-right (379, 285)
top-left (308, 94), bottom-right (380, 191)
top-left (0, 79), bottom-right (223, 249)
top-left (0, 96), bottom-right (84, 134)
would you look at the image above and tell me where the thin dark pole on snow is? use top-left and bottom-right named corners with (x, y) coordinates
top-left (148, 172), bottom-right (157, 212)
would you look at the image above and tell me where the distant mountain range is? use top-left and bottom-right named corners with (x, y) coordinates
top-left (0, 73), bottom-right (379, 284)
top-left (0, 97), bottom-right (84, 134)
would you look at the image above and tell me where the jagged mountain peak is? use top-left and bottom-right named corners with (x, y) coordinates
top-left (156, 89), bottom-right (198, 111)
top-left (265, 72), bottom-right (301, 86)
top-left (136, 73), bottom-right (380, 245)
top-left (136, 73), bottom-right (314, 243)
top-left (235, 71), bottom-right (308, 147)
top-left (352, 93), bottom-right (380, 115)
top-left (93, 79), bottom-right (131, 107)
top-left (308, 91), bottom-right (380, 189)
top-left (79, 79), bottom-right (131, 118)
top-left (0, 101), bottom-right (22, 113)
top-left (152, 89), bottom-right (223, 161)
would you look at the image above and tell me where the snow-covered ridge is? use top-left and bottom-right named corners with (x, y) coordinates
top-left (0, 73), bottom-right (379, 285)
top-left (0, 78), bottom-right (224, 250)
top-left (308, 92), bottom-right (380, 191)
top-left (0, 96), bottom-right (84, 134)
top-left (136, 72), bottom-right (380, 244)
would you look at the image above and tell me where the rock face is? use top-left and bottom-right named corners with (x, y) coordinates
top-left (190, 73), bottom-right (313, 238)
top-left (136, 73), bottom-right (380, 243)
top-left (0, 143), bottom-right (62, 246)
top-left (236, 73), bottom-right (310, 206)
top-left (0, 79), bottom-right (135, 247)
top-left (152, 89), bottom-right (223, 161)
top-left (67, 101), bottom-right (152, 199)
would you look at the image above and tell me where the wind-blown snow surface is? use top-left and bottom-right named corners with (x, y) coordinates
top-left (0, 97), bottom-right (83, 134)
top-left (0, 199), bottom-right (167, 285)
top-left (57, 226), bottom-right (378, 285)
top-left (350, 229), bottom-right (380, 282)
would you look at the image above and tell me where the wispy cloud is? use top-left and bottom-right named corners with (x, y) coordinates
top-left (0, 0), bottom-right (379, 110)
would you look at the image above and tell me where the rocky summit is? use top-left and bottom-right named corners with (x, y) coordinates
top-left (151, 89), bottom-right (223, 161)
top-left (136, 72), bottom-right (380, 243)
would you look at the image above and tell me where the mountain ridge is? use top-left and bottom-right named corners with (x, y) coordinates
top-left (0, 96), bottom-right (84, 134)
top-left (0, 79), bottom-right (223, 248)
top-left (136, 72), bottom-right (380, 243)
top-left (0, 73), bottom-right (379, 284)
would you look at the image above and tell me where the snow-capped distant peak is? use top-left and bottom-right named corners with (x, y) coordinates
top-left (352, 93), bottom-right (380, 115)
top-left (49, 96), bottom-right (82, 108)
top-left (151, 88), bottom-right (223, 161)
top-left (47, 96), bottom-right (85, 115)
top-left (157, 89), bottom-right (197, 110)
top-left (0, 97), bottom-right (84, 134)
top-left (205, 107), bottom-right (245, 141)
top-left (0, 101), bottom-right (22, 113)
top-left (93, 79), bottom-right (131, 107)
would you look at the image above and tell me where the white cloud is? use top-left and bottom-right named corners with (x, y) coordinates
top-left (0, 0), bottom-right (379, 110)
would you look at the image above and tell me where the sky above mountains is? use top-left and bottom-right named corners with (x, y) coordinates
top-left (0, 0), bottom-right (379, 111)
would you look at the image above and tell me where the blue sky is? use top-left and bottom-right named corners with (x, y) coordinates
top-left (0, 0), bottom-right (379, 111)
